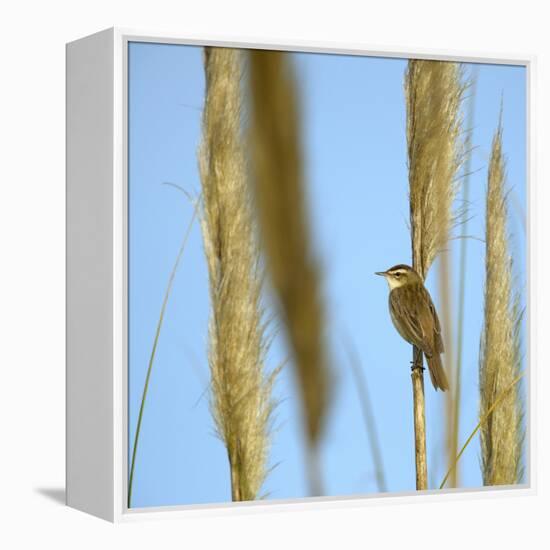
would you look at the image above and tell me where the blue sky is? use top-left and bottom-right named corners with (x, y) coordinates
top-left (128, 42), bottom-right (526, 508)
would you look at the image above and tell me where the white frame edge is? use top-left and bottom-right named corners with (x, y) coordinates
top-left (66, 26), bottom-right (537, 523)
top-left (66, 28), bottom-right (116, 521)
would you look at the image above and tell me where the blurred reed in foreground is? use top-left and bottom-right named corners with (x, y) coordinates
top-left (248, 50), bottom-right (330, 496)
top-left (198, 47), bottom-right (278, 501)
top-left (405, 59), bottom-right (466, 489)
top-left (447, 66), bottom-right (479, 488)
top-left (438, 248), bottom-right (455, 485)
top-left (479, 119), bottom-right (523, 486)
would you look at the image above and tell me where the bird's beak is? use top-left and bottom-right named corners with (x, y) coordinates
top-left (374, 271), bottom-right (386, 277)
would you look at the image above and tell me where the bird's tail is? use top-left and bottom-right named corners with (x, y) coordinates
top-left (426, 353), bottom-right (449, 391)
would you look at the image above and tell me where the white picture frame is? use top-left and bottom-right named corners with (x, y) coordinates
top-left (66, 26), bottom-right (536, 523)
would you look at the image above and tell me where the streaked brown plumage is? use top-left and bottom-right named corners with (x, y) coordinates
top-left (376, 264), bottom-right (449, 391)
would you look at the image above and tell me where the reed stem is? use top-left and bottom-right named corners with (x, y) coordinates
top-left (411, 346), bottom-right (428, 489)
top-left (405, 59), bottom-right (465, 491)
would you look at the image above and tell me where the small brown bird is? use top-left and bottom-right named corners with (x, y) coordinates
top-left (375, 264), bottom-right (449, 391)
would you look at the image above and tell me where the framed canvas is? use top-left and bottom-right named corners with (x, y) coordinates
top-left (66, 27), bottom-right (535, 522)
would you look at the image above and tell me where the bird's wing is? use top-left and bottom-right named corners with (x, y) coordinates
top-left (429, 295), bottom-right (445, 354)
top-left (389, 285), bottom-right (436, 357)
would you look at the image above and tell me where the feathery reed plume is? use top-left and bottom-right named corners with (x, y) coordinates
top-left (479, 118), bottom-right (523, 486)
top-left (405, 59), bottom-right (466, 489)
top-left (198, 47), bottom-right (278, 501)
top-left (406, 59), bottom-right (466, 280)
top-left (248, 50), bottom-right (330, 496)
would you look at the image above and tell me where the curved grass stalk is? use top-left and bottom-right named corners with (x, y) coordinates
top-left (343, 333), bottom-right (387, 493)
top-left (439, 372), bottom-right (524, 490)
top-left (127, 193), bottom-right (200, 508)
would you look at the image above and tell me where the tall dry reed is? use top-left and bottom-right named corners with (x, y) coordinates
top-left (479, 119), bottom-right (523, 486)
top-left (405, 59), bottom-right (466, 489)
top-left (198, 47), bottom-right (278, 501)
top-left (248, 50), bottom-right (330, 496)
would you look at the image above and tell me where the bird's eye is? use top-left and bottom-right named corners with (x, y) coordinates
top-left (394, 273), bottom-right (400, 278)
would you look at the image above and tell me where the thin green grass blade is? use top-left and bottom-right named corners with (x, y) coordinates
top-left (127, 192), bottom-right (200, 508)
top-left (439, 372), bottom-right (524, 490)
top-left (343, 333), bottom-right (388, 493)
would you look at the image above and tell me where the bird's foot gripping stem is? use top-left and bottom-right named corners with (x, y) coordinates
top-left (410, 359), bottom-right (425, 372)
